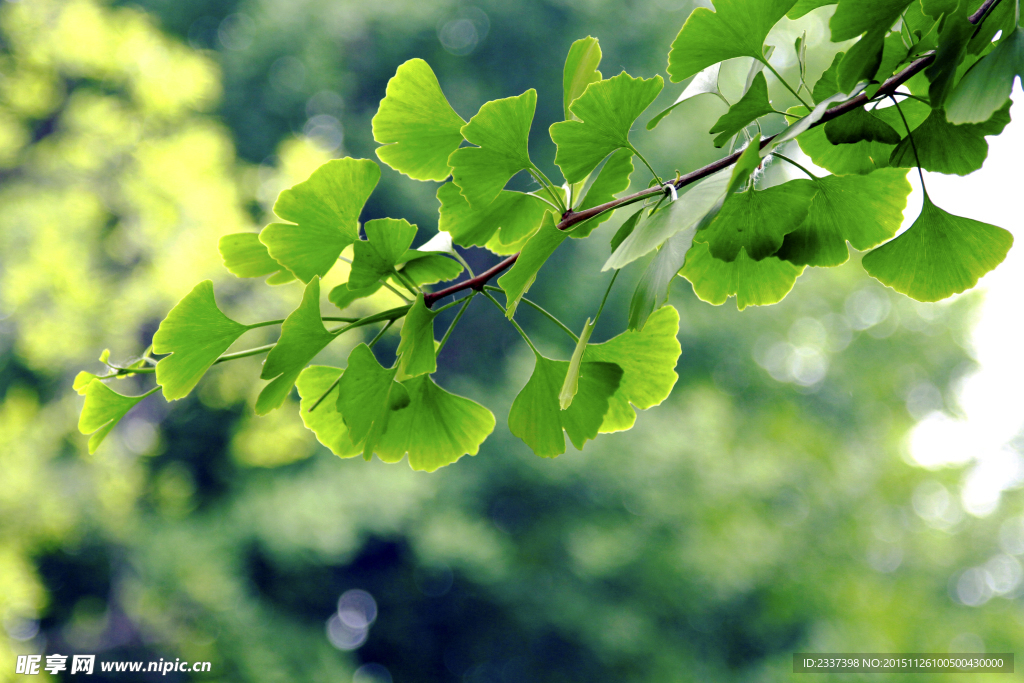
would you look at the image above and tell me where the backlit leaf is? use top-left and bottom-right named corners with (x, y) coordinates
top-left (349, 218), bottom-right (418, 289)
top-left (437, 181), bottom-right (547, 249)
top-left (889, 102), bottom-right (1011, 176)
top-left (681, 242), bottom-right (805, 310)
top-left (647, 63), bottom-right (725, 130)
top-left (666, 0), bottom-right (797, 83)
top-left (261, 158), bottom-right (380, 283)
top-left (400, 254), bottom-right (464, 286)
top-left (572, 147), bottom-right (635, 237)
top-left (219, 232), bottom-right (295, 284)
top-left (152, 280), bottom-right (250, 401)
top-left (328, 282), bottom-right (382, 311)
top-left (371, 58), bottom-right (466, 181)
top-left (628, 228), bottom-right (695, 331)
top-left (862, 194), bottom-right (1013, 302)
top-left (829, 0), bottom-right (913, 42)
top-left (449, 90), bottom-right (537, 208)
top-left (563, 36), bottom-right (603, 120)
top-left (336, 343), bottom-right (409, 458)
top-left (550, 71), bottom-right (663, 184)
top-left (946, 28), bottom-right (1024, 124)
top-left (78, 381), bottom-right (152, 454)
top-left (777, 168), bottom-right (911, 267)
top-left (824, 105), bottom-right (901, 144)
top-left (498, 212), bottom-right (567, 317)
top-left (396, 295), bottom-right (438, 379)
top-left (559, 318), bottom-right (596, 409)
top-left (709, 72), bottom-right (775, 147)
top-left (296, 366), bottom-right (361, 458)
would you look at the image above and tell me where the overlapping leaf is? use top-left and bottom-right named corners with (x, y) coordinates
top-left (371, 58), bottom-right (466, 181)
top-left (647, 63), bottom-right (726, 130)
top-left (550, 71), bottom-right (663, 184)
top-left (824, 106), bottom-right (901, 145)
top-left (349, 218), bottom-right (418, 289)
top-left (862, 195), bottom-right (1013, 302)
top-left (257, 277), bottom-right (335, 415)
top-left (709, 72), bottom-right (775, 147)
top-left (78, 381), bottom-right (153, 454)
top-left (563, 36), bottom-right (603, 120)
top-left (571, 148), bottom-right (635, 237)
top-left (449, 90), bottom-right (537, 208)
top-left (889, 102), bottom-right (1011, 176)
top-left (152, 280), bottom-right (250, 401)
top-left (260, 158), bottom-right (380, 282)
top-left (396, 295), bottom-right (438, 379)
top-left (296, 365), bottom-right (361, 458)
top-left (681, 242), bottom-right (805, 310)
top-left (498, 212), bottom-right (567, 316)
top-left (437, 182), bottom-right (547, 249)
top-left (336, 343), bottom-right (409, 458)
top-left (666, 0), bottom-right (797, 83)
top-left (219, 233), bottom-right (295, 284)
top-left (628, 229), bottom-right (695, 331)
top-left (329, 282), bottom-right (382, 311)
top-left (583, 306), bottom-right (681, 433)
top-left (509, 353), bottom-right (622, 457)
top-left (947, 28), bottom-right (1024, 125)
top-left (777, 168), bottom-right (911, 267)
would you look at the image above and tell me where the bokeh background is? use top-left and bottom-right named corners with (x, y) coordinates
top-left (2, 0), bottom-right (1023, 681)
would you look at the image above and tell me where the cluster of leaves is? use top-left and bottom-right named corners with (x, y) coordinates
top-left (77, 0), bottom-right (1018, 470)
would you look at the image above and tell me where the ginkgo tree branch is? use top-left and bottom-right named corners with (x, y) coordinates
top-left (424, 52), bottom-right (938, 308)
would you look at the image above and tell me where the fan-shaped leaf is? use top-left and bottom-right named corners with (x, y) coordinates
top-left (563, 36), bottom-right (603, 120)
top-left (498, 212), bottom-right (567, 317)
top-left (550, 71), bottom-right (663, 184)
top-left (889, 102), bottom-right (1011, 176)
top-left (862, 195), bottom-right (1013, 302)
top-left (296, 366), bottom-right (361, 458)
top-left (349, 218), bottom-right (418, 289)
top-left (946, 28), bottom-right (1024, 125)
top-left (328, 282), bottom-right (382, 311)
top-left (449, 90), bottom-right (537, 208)
top-left (829, 0), bottom-right (913, 42)
top-left (219, 233), bottom-right (295, 284)
top-left (628, 228), bottom-right (695, 331)
top-left (824, 105), bottom-right (901, 144)
top-left (682, 242), bottom-right (805, 310)
top-left (260, 158), bottom-right (380, 283)
top-left (78, 381), bottom-right (154, 454)
top-left (400, 254), bottom-right (464, 286)
top-left (572, 148), bottom-right (635, 237)
top-left (396, 295), bottom-right (438, 379)
top-left (371, 58), bottom-right (466, 181)
top-left (709, 72), bottom-right (775, 147)
top-left (152, 280), bottom-right (250, 401)
top-left (647, 63), bottom-right (725, 130)
top-left (336, 343), bottom-right (409, 458)
top-left (437, 182), bottom-right (548, 249)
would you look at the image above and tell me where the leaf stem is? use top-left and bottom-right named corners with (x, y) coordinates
top-left (450, 250), bottom-right (476, 278)
top-left (630, 145), bottom-right (663, 185)
top-left (214, 343), bottom-right (276, 364)
top-left (484, 286), bottom-right (578, 342)
top-left (436, 293), bottom-right (475, 355)
top-left (592, 270), bottom-right (619, 328)
top-left (889, 95), bottom-right (927, 196)
top-left (481, 289), bottom-right (539, 355)
top-left (329, 305), bottom-right (412, 336)
top-left (763, 60), bottom-right (812, 109)
top-left (529, 164), bottom-right (567, 213)
top-left (770, 151), bottom-right (818, 179)
top-left (380, 278), bottom-right (413, 303)
top-left (368, 318), bottom-right (396, 348)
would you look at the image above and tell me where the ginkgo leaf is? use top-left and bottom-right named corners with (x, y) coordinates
top-left (559, 318), bottom-right (596, 409)
top-left (296, 366), bottom-right (361, 458)
top-left (813, 52), bottom-right (843, 103)
top-left (396, 295), bottom-right (438, 379)
top-left (628, 228), bottom-right (695, 331)
top-left (374, 374), bottom-right (495, 472)
top-left (924, 3), bottom-right (974, 107)
top-left (788, 0), bottom-right (835, 19)
top-left (836, 27), bottom-right (886, 92)
top-left (777, 168), bottom-right (911, 267)
top-left (328, 282), bottom-right (382, 311)
top-left (583, 305), bottom-right (681, 433)
top-left (610, 208), bottom-right (644, 254)
top-left (889, 103), bottom-right (1010, 176)
top-left (261, 158), bottom-right (380, 283)
top-left (771, 88), bottom-right (864, 151)
top-left (563, 36), bottom-right (603, 120)
top-left (946, 28), bottom-right (1024, 125)
top-left (400, 254), bottom-right (464, 286)
top-left (647, 63), bottom-right (725, 130)
top-left (449, 90), bottom-right (537, 208)
top-left (696, 179), bottom-right (816, 261)
top-left (336, 343), bottom-right (409, 458)
top-left (437, 182), bottom-right (548, 249)
top-left (709, 72), bottom-right (775, 147)
top-left (829, 0), bottom-right (913, 42)
top-left (824, 105), bottom-right (901, 145)
top-left (152, 280), bottom-right (250, 401)
top-left (666, 0), bottom-right (797, 83)
top-left (509, 352), bottom-right (623, 457)
top-left (862, 195), bottom-right (1013, 302)
top-left (371, 58), bottom-right (466, 181)
top-left (572, 148), bottom-right (634, 237)
top-left (219, 232), bottom-right (295, 284)
top-left (349, 218), bottom-right (418, 289)
top-left (550, 71), bottom-right (664, 184)
top-left (498, 212), bottom-right (567, 316)
top-left (681, 242), bottom-right (805, 310)
top-left (74, 371), bottom-right (102, 395)
top-left (604, 168), bottom-right (731, 271)
top-left (257, 277), bottom-right (335, 415)
top-left (78, 381), bottom-right (154, 454)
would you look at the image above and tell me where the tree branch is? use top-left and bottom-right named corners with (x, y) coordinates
top-left (968, 0), bottom-right (1002, 24)
top-left (424, 53), bottom-right (937, 308)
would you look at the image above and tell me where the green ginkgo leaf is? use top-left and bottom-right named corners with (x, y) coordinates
top-left (862, 195), bottom-right (1013, 302)
top-left (374, 374), bottom-right (495, 472)
top-left (396, 295), bottom-right (438, 379)
top-left (836, 27), bottom-right (886, 92)
top-left (583, 305), bottom-right (681, 433)
top-left (437, 182), bottom-right (548, 249)
top-left (889, 103), bottom-right (1011, 176)
top-left (449, 90), bottom-right (537, 208)
top-left (152, 280), bottom-right (250, 401)
top-left (550, 71), bottom-right (664, 184)
top-left (813, 52), bottom-right (843, 103)
top-left (709, 72), bottom-right (775, 147)
top-left (572, 147), bottom-right (635, 238)
top-left (647, 63), bottom-right (726, 130)
top-left (400, 254), bottom-right (464, 286)
top-left (78, 381), bottom-right (155, 454)
top-left (329, 282), bottom-right (382, 311)
top-left (788, 0), bottom-right (835, 19)
top-left (260, 158), bottom-right (380, 283)
top-left (610, 207), bottom-right (644, 254)
top-left (924, 3), bottom-right (974, 107)
top-left (777, 168), bottom-right (911, 267)
top-left (681, 242), bottom-right (805, 310)
top-left (666, 0), bottom-right (796, 83)
top-left (946, 28), bottom-right (1024, 125)
top-left (257, 277), bottom-right (335, 415)
top-left (74, 371), bottom-right (102, 395)
top-left (371, 58), bottom-right (466, 181)
top-left (336, 343), bottom-right (409, 458)
top-left (696, 179), bottom-right (817, 261)
top-left (349, 218), bottom-right (418, 289)
top-left (628, 228), bottom-right (695, 331)
top-left (563, 36), bottom-right (603, 120)
top-left (296, 365), bottom-right (361, 458)
top-left (824, 105), bottom-right (902, 145)
top-left (498, 212), bottom-right (567, 317)
top-left (509, 352), bottom-right (623, 457)
top-left (559, 318), bottom-right (597, 409)
top-left (829, 0), bottom-right (913, 42)
top-left (219, 232), bottom-right (295, 284)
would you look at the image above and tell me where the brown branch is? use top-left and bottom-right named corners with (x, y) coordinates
top-left (425, 52), bottom-right (937, 308)
top-left (968, 0), bottom-right (1002, 24)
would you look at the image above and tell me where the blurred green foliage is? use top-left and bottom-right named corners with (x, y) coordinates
top-left (1, 0), bottom-right (1022, 681)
